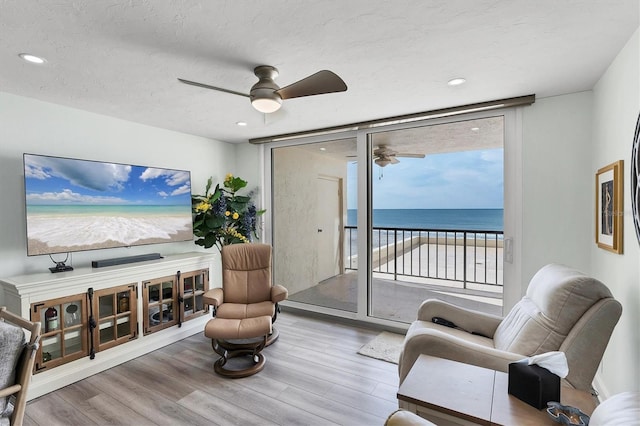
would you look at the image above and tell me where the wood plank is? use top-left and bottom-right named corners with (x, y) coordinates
top-left (23, 392), bottom-right (97, 426)
top-left (25, 311), bottom-right (403, 425)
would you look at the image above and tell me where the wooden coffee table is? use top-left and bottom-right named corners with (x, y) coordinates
top-left (397, 355), bottom-right (597, 426)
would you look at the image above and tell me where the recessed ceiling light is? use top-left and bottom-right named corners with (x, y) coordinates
top-left (236, 121), bottom-right (247, 126)
top-left (471, 127), bottom-right (480, 132)
top-left (320, 147), bottom-right (327, 151)
top-left (447, 78), bottom-right (466, 86)
top-left (19, 53), bottom-right (46, 64)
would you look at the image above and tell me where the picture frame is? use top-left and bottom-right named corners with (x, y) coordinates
top-left (595, 160), bottom-right (623, 254)
top-left (631, 112), bottom-right (640, 246)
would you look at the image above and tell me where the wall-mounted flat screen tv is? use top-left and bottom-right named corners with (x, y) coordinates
top-left (23, 153), bottom-right (194, 256)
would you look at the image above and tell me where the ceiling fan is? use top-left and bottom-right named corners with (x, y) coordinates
top-left (373, 145), bottom-right (425, 167)
top-left (178, 65), bottom-right (347, 114)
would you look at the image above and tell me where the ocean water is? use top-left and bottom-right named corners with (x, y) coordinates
top-left (345, 209), bottom-right (503, 252)
top-left (347, 209), bottom-right (503, 231)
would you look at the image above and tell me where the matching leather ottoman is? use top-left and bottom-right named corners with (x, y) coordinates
top-left (204, 315), bottom-right (272, 378)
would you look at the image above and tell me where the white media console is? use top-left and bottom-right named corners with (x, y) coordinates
top-left (0, 251), bottom-right (217, 400)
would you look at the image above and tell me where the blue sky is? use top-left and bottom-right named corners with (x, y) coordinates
top-left (347, 148), bottom-right (504, 209)
top-left (24, 154), bottom-right (192, 206)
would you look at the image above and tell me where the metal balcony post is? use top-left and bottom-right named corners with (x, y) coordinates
top-left (463, 231), bottom-right (468, 289)
top-left (393, 229), bottom-right (398, 280)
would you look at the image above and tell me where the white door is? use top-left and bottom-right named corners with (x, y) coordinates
top-left (317, 176), bottom-right (341, 282)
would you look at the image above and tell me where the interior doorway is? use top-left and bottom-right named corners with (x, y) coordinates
top-left (317, 175), bottom-right (343, 282)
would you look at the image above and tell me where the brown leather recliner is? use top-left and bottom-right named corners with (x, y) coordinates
top-left (203, 243), bottom-right (288, 344)
top-left (203, 243), bottom-right (287, 377)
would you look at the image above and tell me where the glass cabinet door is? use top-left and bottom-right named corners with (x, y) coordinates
top-left (143, 275), bottom-right (178, 335)
top-left (93, 284), bottom-right (138, 351)
top-left (31, 294), bottom-right (88, 372)
top-left (180, 269), bottom-right (209, 322)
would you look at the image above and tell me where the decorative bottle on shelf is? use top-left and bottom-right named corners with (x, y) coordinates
top-left (118, 293), bottom-right (129, 313)
top-left (45, 306), bottom-right (58, 332)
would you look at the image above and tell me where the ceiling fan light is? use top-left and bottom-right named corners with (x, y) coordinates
top-left (376, 158), bottom-right (391, 167)
top-left (251, 93), bottom-right (282, 113)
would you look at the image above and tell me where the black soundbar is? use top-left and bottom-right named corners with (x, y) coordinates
top-left (92, 253), bottom-right (163, 268)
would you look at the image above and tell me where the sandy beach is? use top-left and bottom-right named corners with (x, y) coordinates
top-left (27, 215), bottom-right (193, 255)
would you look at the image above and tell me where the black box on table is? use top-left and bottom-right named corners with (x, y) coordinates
top-left (507, 358), bottom-right (560, 409)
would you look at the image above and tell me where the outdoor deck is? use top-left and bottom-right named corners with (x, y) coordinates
top-left (290, 231), bottom-right (504, 323)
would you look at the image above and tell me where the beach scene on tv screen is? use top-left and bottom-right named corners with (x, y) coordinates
top-left (24, 154), bottom-right (193, 256)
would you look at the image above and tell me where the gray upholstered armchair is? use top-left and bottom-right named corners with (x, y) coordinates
top-left (399, 263), bottom-right (622, 391)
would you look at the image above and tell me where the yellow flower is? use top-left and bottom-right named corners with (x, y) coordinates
top-left (232, 212), bottom-right (239, 220)
top-left (195, 201), bottom-right (211, 212)
top-left (225, 211), bottom-right (231, 217)
top-left (225, 228), bottom-right (249, 243)
top-left (225, 173), bottom-right (233, 183)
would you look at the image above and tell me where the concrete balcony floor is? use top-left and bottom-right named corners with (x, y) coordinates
top-left (289, 269), bottom-right (504, 324)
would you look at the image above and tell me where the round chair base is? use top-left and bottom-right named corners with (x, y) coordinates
top-left (212, 336), bottom-right (267, 378)
top-left (213, 350), bottom-right (266, 378)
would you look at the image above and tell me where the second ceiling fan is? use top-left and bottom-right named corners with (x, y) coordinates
top-left (178, 65), bottom-right (347, 113)
top-left (373, 145), bottom-right (425, 167)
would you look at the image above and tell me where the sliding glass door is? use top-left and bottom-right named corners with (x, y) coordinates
top-left (266, 109), bottom-right (516, 324)
top-left (368, 117), bottom-right (505, 322)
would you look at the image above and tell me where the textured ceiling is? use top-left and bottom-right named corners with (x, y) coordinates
top-left (1, 1), bottom-right (638, 144)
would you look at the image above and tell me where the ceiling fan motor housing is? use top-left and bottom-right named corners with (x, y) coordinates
top-left (250, 66), bottom-right (283, 112)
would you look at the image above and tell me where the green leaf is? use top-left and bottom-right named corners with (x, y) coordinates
top-left (228, 200), bottom-right (247, 212)
top-left (226, 176), bottom-right (247, 192)
top-left (203, 233), bottom-right (217, 248)
top-left (205, 177), bottom-right (213, 196)
top-left (233, 195), bottom-right (251, 204)
top-left (205, 216), bottom-right (225, 228)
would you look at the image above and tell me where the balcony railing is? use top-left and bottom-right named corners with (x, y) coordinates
top-left (344, 226), bottom-right (504, 288)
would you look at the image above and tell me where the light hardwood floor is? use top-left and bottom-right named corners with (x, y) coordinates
top-left (24, 311), bottom-right (401, 426)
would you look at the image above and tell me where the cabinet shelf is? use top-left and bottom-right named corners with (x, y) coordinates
top-left (143, 268), bottom-right (209, 335)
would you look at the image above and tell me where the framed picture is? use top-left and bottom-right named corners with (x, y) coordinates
top-left (595, 160), bottom-right (623, 253)
top-left (631, 112), bottom-right (640, 246)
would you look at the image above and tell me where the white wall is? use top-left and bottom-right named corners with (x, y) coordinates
top-left (591, 28), bottom-right (640, 396)
top-left (521, 92), bottom-right (594, 284)
top-left (520, 28), bottom-right (639, 396)
top-left (0, 92), bottom-right (237, 279)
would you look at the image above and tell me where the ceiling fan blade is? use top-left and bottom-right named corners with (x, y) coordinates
top-left (276, 70), bottom-right (347, 100)
top-left (177, 78), bottom-right (249, 98)
top-left (390, 157), bottom-right (400, 164)
top-left (395, 153), bottom-right (426, 158)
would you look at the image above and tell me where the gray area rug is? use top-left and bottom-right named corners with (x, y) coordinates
top-left (357, 331), bottom-right (405, 364)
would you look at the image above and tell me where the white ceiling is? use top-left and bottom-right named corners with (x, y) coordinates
top-left (1, 1), bottom-right (638, 144)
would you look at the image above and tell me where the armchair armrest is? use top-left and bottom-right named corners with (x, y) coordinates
top-left (271, 285), bottom-right (288, 304)
top-left (417, 299), bottom-right (503, 338)
top-left (399, 326), bottom-right (525, 383)
top-left (0, 384), bottom-right (21, 398)
top-left (202, 288), bottom-right (224, 307)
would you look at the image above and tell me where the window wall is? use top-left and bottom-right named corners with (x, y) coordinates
top-left (265, 108), bottom-right (521, 326)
